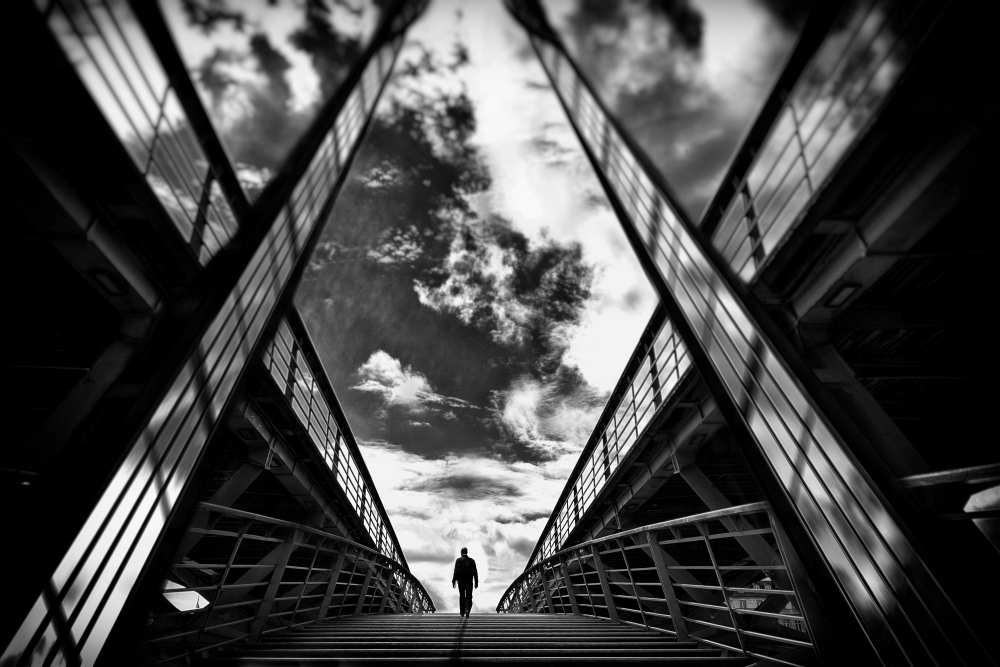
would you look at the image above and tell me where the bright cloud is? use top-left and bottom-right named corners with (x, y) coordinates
top-left (353, 350), bottom-right (480, 412)
top-left (360, 440), bottom-right (578, 612)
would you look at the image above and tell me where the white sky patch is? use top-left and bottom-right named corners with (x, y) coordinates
top-left (360, 440), bottom-right (578, 612)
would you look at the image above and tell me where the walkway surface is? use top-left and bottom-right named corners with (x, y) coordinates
top-left (211, 613), bottom-right (750, 664)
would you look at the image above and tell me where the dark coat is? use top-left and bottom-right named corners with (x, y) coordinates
top-left (452, 555), bottom-right (478, 585)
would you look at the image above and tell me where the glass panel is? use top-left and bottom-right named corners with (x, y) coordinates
top-left (162, 0), bottom-right (383, 199)
top-left (543, 0), bottom-right (812, 220)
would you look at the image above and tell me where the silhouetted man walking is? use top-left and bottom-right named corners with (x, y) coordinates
top-left (452, 547), bottom-right (478, 617)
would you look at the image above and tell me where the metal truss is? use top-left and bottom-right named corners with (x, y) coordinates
top-left (499, 503), bottom-right (815, 666)
top-left (507, 0), bottom-right (988, 662)
top-left (2, 1), bottom-right (428, 664)
top-left (147, 503), bottom-right (434, 664)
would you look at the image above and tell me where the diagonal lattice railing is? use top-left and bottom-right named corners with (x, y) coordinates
top-left (507, 0), bottom-right (986, 662)
top-left (499, 503), bottom-right (815, 666)
top-left (518, 0), bottom-right (938, 572)
top-left (148, 503), bottom-right (434, 664)
top-left (3, 2), bottom-right (429, 665)
top-left (261, 312), bottom-right (409, 567)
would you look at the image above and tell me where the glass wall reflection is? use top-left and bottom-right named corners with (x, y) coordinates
top-left (163, 0), bottom-right (382, 199)
top-left (542, 0), bottom-right (810, 221)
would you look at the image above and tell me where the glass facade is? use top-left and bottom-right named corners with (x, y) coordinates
top-left (41, 0), bottom-right (238, 264)
top-left (3, 3), bottom-right (418, 664)
top-left (710, 0), bottom-right (919, 282)
top-left (512, 0), bottom-right (971, 661)
top-left (542, 0), bottom-right (808, 221)
top-left (162, 0), bottom-right (383, 199)
top-left (262, 318), bottom-right (402, 564)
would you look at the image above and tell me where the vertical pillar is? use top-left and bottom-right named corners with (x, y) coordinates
top-left (560, 559), bottom-right (580, 615)
top-left (540, 565), bottom-right (555, 613)
top-left (698, 523), bottom-right (744, 652)
top-left (318, 549), bottom-right (348, 618)
top-left (590, 545), bottom-right (617, 622)
top-left (646, 531), bottom-right (688, 639)
top-left (251, 528), bottom-right (300, 640)
top-left (354, 560), bottom-right (376, 614)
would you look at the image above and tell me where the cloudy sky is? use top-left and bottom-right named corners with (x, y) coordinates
top-left (166, 0), bottom-right (806, 612)
top-left (292, 0), bottom-right (658, 612)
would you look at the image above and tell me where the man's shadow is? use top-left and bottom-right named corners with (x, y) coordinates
top-left (448, 612), bottom-right (469, 664)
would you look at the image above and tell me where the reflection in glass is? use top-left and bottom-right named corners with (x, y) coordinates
top-left (542, 0), bottom-right (809, 220)
top-left (44, 1), bottom-right (237, 263)
top-left (163, 0), bottom-right (382, 198)
top-left (712, 0), bottom-right (914, 282)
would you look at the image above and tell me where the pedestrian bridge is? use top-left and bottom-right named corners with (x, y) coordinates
top-left (4, 0), bottom-right (997, 665)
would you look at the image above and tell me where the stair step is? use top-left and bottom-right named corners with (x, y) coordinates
top-left (207, 614), bottom-right (749, 665)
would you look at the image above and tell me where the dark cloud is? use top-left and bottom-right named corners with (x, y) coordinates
top-left (507, 536), bottom-right (536, 558)
top-left (546, 0), bottom-right (804, 219)
top-left (171, 0), bottom-right (380, 196)
top-left (406, 474), bottom-right (524, 500)
top-left (404, 545), bottom-right (455, 563)
top-left (180, 0), bottom-right (246, 33)
top-left (494, 511), bottom-right (549, 525)
top-left (289, 0), bottom-right (365, 100)
top-left (296, 35), bottom-right (603, 465)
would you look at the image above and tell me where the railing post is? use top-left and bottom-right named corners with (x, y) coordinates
top-left (697, 523), bottom-right (745, 653)
top-left (355, 558), bottom-right (376, 614)
top-left (318, 548), bottom-right (348, 619)
top-left (251, 527), bottom-right (301, 640)
top-left (292, 540), bottom-right (322, 623)
top-left (540, 565), bottom-right (556, 613)
top-left (645, 530), bottom-right (688, 640)
top-left (560, 558), bottom-right (580, 615)
top-left (590, 544), bottom-right (618, 621)
top-left (617, 537), bottom-right (648, 628)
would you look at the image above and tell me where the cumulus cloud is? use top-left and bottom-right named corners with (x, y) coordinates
top-left (491, 371), bottom-right (607, 460)
top-left (414, 216), bottom-right (593, 373)
top-left (352, 350), bottom-right (480, 412)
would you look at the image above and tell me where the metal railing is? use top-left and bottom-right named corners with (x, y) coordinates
top-left (2, 3), bottom-right (423, 664)
top-left (39, 0), bottom-right (237, 264)
top-left (147, 503), bottom-right (434, 664)
top-left (528, 309), bottom-right (693, 567)
top-left (500, 503), bottom-right (815, 666)
top-left (261, 312), bottom-right (407, 566)
top-left (513, 2), bottom-right (977, 661)
top-left (706, 0), bottom-right (933, 282)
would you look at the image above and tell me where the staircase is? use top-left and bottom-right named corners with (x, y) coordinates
top-left (210, 613), bottom-right (750, 664)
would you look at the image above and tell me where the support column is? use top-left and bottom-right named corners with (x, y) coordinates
top-left (251, 528), bottom-right (300, 640)
top-left (646, 531), bottom-right (688, 639)
top-left (354, 560), bottom-right (376, 614)
top-left (318, 549), bottom-right (348, 618)
top-left (590, 545), bottom-right (617, 622)
top-left (560, 559), bottom-right (580, 615)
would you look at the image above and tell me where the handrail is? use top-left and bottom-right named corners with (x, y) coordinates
top-left (524, 306), bottom-right (696, 568)
top-left (261, 314), bottom-right (408, 567)
top-left (704, 0), bottom-right (939, 283)
top-left (147, 503), bottom-right (433, 664)
top-left (499, 503), bottom-right (815, 666)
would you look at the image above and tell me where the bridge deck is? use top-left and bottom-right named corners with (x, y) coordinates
top-left (210, 613), bottom-right (750, 664)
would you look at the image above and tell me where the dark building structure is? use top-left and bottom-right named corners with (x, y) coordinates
top-left (3, 1), bottom-right (432, 665)
top-left (499, 0), bottom-right (998, 664)
top-left (3, 0), bottom-right (998, 664)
